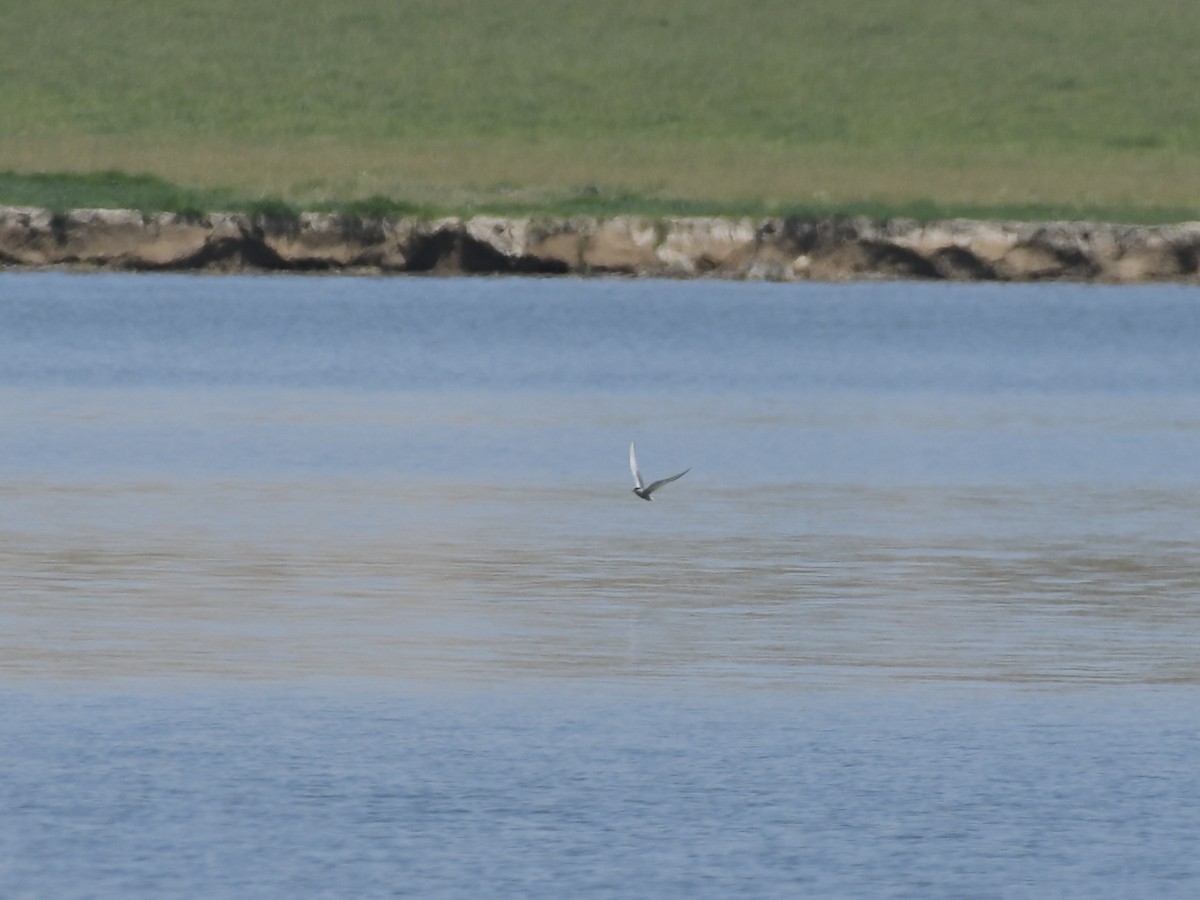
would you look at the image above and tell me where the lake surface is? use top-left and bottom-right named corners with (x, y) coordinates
top-left (2, 272), bottom-right (1199, 897)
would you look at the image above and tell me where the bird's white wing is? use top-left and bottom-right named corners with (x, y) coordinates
top-left (644, 468), bottom-right (690, 496)
top-left (629, 442), bottom-right (644, 489)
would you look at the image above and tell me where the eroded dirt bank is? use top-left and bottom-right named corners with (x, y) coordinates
top-left (2, 207), bottom-right (1199, 281)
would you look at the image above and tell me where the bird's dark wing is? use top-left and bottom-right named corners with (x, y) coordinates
top-left (644, 468), bottom-right (690, 495)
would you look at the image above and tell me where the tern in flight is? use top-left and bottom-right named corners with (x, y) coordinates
top-left (629, 441), bottom-right (690, 501)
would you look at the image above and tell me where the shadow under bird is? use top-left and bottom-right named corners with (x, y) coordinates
top-left (629, 441), bottom-right (690, 501)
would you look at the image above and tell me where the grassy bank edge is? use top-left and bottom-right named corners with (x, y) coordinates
top-left (2, 170), bottom-right (1198, 226)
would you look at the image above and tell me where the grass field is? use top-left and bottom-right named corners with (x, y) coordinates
top-left (2, 0), bottom-right (1198, 220)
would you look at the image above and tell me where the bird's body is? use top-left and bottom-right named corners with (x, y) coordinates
top-left (630, 441), bottom-right (689, 501)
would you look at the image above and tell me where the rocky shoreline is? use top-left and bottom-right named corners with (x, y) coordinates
top-left (2, 206), bottom-right (1199, 282)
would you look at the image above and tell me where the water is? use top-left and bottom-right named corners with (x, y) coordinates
top-left (2, 272), bottom-right (1199, 897)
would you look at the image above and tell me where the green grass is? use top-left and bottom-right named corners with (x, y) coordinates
top-left (0, 170), bottom-right (228, 217)
top-left (1, 0), bottom-right (1198, 219)
top-left (2, 169), bottom-right (1198, 227)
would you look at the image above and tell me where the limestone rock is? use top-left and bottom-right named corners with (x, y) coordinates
top-left (656, 217), bottom-right (758, 275)
top-left (2, 206), bottom-right (1198, 281)
top-left (581, 217), bottom-right (662, 274)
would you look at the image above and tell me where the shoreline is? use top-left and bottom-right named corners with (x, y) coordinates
top-left (2, 207), bottom-right (1199, 282)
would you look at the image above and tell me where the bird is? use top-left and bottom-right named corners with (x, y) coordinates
top-left (629, 441), bottom-right (690, 501)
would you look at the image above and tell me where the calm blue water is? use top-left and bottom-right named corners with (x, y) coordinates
top-left (2, 272), bottom-right (1200, 897)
